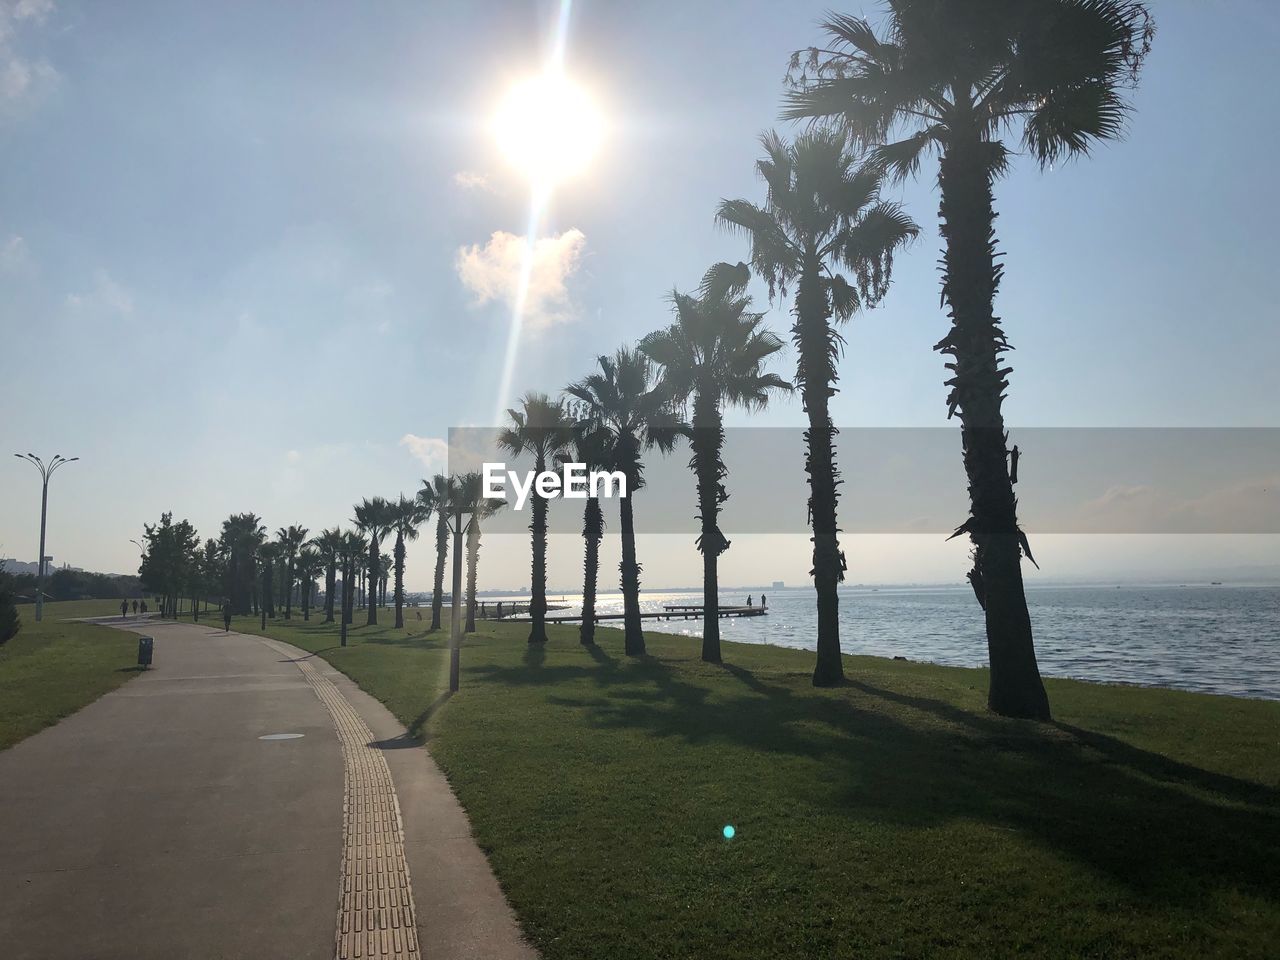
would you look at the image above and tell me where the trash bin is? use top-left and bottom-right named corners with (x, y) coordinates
top-left (137, 636), bottom-right (153, 668)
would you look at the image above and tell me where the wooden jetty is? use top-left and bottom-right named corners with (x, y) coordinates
top-left (492, 604), bottom-right (767, 624)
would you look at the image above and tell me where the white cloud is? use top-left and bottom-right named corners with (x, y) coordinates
top-left (455, 228), bottom-right (586, 330)
top-left (0, 0), bottom-right (58, 113)
top-left (400, 434), bottom-right (449, 473)
top-left (66, 268), bottom-right (134, 316)
top-left (453, 170), bottom-right (492, 192)
top-left (0, 233), bottom-right (29, 271)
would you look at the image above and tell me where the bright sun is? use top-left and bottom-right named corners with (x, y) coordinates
top-left (492, 73), bottom-right (603, 185)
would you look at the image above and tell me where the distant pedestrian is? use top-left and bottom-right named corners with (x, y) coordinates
top-left (132, 600), bottom-right (139, 615)
top-left (121, 599), bottom-right (128, 619)
top-left (415, 609), bottom-right (422, 621)
top-left (746, 595), bottom-right (753, 608)
top-left (223, 606), bottom-right (232, 632)
top-left (141, 600), bottom-right (148, 614)
top-left (761, 594), bottom-right (767, 610)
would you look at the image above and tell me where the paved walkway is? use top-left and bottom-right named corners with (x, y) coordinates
top-left (0, 620), bottom-right (536, 960)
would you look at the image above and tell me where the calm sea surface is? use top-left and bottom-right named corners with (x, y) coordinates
top-left (491, 584), bottom-right (1280, 700)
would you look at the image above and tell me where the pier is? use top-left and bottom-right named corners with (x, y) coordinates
top-left (489, 603), bottom-right (767, 624)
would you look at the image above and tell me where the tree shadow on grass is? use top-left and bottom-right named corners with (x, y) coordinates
top-left (473, 649), bottom-right (1280, 907)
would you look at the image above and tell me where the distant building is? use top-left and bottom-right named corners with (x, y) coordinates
top-left (772, 581), bottom-right (785, 590)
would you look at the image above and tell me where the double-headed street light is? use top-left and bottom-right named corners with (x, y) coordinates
top-left (13, 453), bottom-right (79, 622)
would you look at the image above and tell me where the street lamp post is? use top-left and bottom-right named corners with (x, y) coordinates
top-left (13, 453), bottom-right (79, 623)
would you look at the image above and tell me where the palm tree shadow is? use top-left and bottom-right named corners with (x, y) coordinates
top-left (407, 690), bottom-right (454, 740)
top-left (483, 651), bottom-right (1280, 905)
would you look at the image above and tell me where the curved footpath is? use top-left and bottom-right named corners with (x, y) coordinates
top-left (0, 619), bottom-right (536, 960)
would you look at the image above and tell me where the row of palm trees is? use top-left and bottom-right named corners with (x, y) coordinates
top-left (484, 0), bottom-right (1154, 720)
top-left (146, 2), bottom-right (1154, 722)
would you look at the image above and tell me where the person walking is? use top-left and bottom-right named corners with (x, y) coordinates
top-left (222, 605), bottom-right (232, 632)
top-left (132, 600), bottom-right (139, 615)
top-left (120, 599), bottom-right (128, 619)
top-left (746, 595), bottom-right (753, 608)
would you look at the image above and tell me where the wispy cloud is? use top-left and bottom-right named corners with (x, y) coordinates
top-left (455, 228), bottom-right (586, 331)
top-left (66, 268), bottom-right (134, 317)
top-left (400, 434), bottom-right (449, 473)
top-left (453, 170), bottom-right (493, 192)
top-left (0, 0), bottom-right (58, 114)
top-left (0, 233), bottom-right (30, 271)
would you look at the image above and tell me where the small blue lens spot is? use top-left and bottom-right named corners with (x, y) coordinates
top-left (723, 824), bottom-right (735, 840)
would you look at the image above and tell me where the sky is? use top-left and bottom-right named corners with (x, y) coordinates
top-left (1, 0), bottom-right (1278, 592)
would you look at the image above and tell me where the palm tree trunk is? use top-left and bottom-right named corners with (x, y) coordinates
top-left (528, 454), bottom-right (549, 644)
top-left (324, 561), bottom-right (336, 622)
top-left (366, 540), bottom-right (378, 625)
top-left (432, 512), bottom-right (448, 630)
top-left (619, 494), bottom-right (645, 656)
top-left (284, 559), bottom-right (294, 619)
top-left (465, 520), bottom-right (480, 633)
top-left (936, 133), bottom-right (1049, 721)
top-left (692, 390), bottom-right (728, 664)
top-left (394, 532), bottom-right (406, 628)
top-left (580, 497), bottom-right (602, 646)
top-left (340, 560), bottom-right (351, 645)
top-left (796, 260), bottom-right (845, 687)
top-left (303, 580), bottom-right (311, 621)
top-left (449, 514), bottom-right (464, 692)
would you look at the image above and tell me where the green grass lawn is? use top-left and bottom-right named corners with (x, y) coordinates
top-left (0, 609), bottom-right (142, 750)
top-left (15, 597), bottom-right (142, 619)
top-left (218, 608), bottom-right (1280, 959)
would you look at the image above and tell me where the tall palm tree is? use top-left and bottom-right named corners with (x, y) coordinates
top-left (497, 393), bottom-right (575, 645)
top-left (784, 2), bottom-right (1153, 717)
top-left (444, 471), bottom-right (484, 691)
top-left (275, 524), bottom-right (308, 620)
top-left (353, 497), bottom-right (394, 626)
top-left (639, 262), bottom-right (790, 663)
top-left (462, 488), bottom-right (506, 634)
top-left (337, 530), bottom-right (367, 645)
top-left (378, 553), bottom-right (392, 608)
top-left (719, 131), bottom-right (917, 686)
top-left (555, 431), bottom-right (612, 646)
top-left (257, 541), bottom-right (278, 623)
top-left (312, 528), bottom-right (343, 622)
top-left (566, 348), bottom-right (680, 656)
top-left (295, 546), bottom-right (323, 621)
top-left (387, 494), bottom-right (430, 629)
top-left (419, 475), bottom-right (453, 631)
top-left (219, 513), bottom-right (266, 615)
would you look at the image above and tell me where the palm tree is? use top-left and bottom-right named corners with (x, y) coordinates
top-left (444, 471), bottom-right (485, 691)
top-left (497, 393), bottom-right (575, 645)
top-left (275, 524), bottom-right (308, 620)
top-left (337, 530), bottom-right (367, 645)
top-left (784, 2), bottom-right (1153, 717)
top-left (555, 431), bottom-right (612, 646)
top-left (387, 494), bottom-right (430, 629)
top-left (566, 348), bottom-right (680, 656)
top-left (353, 497), bottom-right (394, 626)
top-left (295, 546), bottom-right (323, 621)
top-left (219, 513), bottom-right (266, 615)
top-left (257, 541), bottom-right (278, 624)
top-left (312, 528), bottom-right (343, 622)
top-left (378, 553), bottom-right (392, 608)
top-left (419, 475), bottom-right (453, 631)
top-left (718, 131), bottom-right (917, 687)
top-left (458, 483), bottom-right (505, 634)
top-left (639, 262), bottom-right (790, 663)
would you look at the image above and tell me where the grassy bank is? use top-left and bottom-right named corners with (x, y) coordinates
top-left (223, 609), bottom-right (1280, 959)
top-left (0, 606), bottom-right (142, 750)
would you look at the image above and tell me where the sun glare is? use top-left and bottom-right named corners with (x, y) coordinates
top-left (493, 73), bottom-right (603, 185)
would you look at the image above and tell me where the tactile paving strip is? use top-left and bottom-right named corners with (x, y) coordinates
top-left (268, 641), bottom-right (421, 960)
